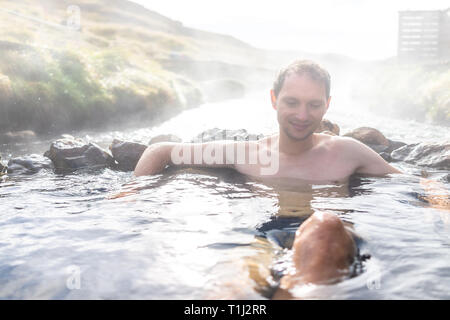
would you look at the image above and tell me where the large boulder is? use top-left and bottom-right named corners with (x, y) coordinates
top-left (191, 128), bottom-right (264, 143)
top-left (44, 137), bottom-right (114, 171)
top-left (344, 127), bottom-right (389, 151)
top-left (315, 119), bottom-right (340, 135)
top-left (109, 139), bottom-right (148, 171)
top-left (391, 142), bottom-right (450, 170)
top-left (343, 127), bottom-right (406, 155)
top-left (7, 154), bottom-right (53, 175)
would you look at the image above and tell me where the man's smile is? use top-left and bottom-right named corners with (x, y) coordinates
top-left (289, 121), bottom-right (311, 131)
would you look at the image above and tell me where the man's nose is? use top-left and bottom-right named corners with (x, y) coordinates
top-left (293, 105), bottom-right (310, 121)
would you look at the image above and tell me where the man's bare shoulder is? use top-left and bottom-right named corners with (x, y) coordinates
top-left (319, 134), bottom-right (401, 175)
top-left (318, 134), bottom-right (366, 151)
top-left (314, 134), bottom-right (372, 165)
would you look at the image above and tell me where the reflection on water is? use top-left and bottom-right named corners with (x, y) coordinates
top-left (0, 93), bottom-right (449, 299)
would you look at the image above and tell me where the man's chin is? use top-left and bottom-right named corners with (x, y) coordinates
top-left (285, 128), bottom-right (315, 141)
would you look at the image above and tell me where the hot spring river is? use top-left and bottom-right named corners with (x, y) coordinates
top-left (0, 92), bottom-right (449, 299)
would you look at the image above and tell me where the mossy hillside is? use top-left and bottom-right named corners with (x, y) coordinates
top-left (0, 45), bottom-right (182, 134)
top-left (0, 0), bottom-right (257, 135)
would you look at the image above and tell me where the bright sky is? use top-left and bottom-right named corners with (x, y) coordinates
top-left (131, 0), bottom-right (449, 60)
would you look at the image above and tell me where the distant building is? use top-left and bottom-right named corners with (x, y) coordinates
top-left (398, 8), bottom-right (450, 61)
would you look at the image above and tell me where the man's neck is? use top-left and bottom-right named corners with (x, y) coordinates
top-left (278, 130), bottom-right (316, 156)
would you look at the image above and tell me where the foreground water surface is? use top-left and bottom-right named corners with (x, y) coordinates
top-left (0, 92), bottom-right (449, 299)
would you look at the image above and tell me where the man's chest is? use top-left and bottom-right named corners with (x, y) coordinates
top-left (235, 150), bottom-right (357, 182)
top-left (278, 156), bottom-right (355, 181)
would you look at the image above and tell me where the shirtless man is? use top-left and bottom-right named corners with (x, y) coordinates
top-left (134, 60), bottom-right (402, 298)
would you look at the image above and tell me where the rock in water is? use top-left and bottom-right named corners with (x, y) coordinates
top-left (343, 127), bottom-right (407, 156)
top-left (191, 128), bottom-right (264, 143)
top-left (109, 139), bottom-right (148, 171)
top-left (315, 119), bottom-right (340, 135)
top-left (391, 142), bottom-right (450, 170)
top-left (344, 127), bottom-right (390, 151)
top-left (386, 139), bottom-right (407, 153)
top-left (44, 138), bottom-right (114, 170)
top-left (7, 154), bottom-right (53, 175)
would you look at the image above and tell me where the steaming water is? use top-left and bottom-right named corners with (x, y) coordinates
top-left (0, 92), bottom-right (449, 299)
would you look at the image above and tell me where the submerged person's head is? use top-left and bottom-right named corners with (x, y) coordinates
top-left (271, 60), bottom-right (331, 141)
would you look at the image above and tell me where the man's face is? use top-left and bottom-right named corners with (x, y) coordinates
top-left (271, 73), bottom-right (330, 141)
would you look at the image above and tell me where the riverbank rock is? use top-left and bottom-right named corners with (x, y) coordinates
top-left (442, 174), bottom-right (450, 183)
top-left (44, 138), bottom-right (114, 171)
top-left (149, 134), bottom-right (182, 145)
top-left (391, 142), bottom-right (450, 170)
top-left (191, 128), bottom-right (264, 143)
top-left (315, 119), bottom-right (340, 135)
top-left (343, 127), bottom-right (406, 155)
top-left (7, 154), bottom-right (53, 175)
top-left (0, 130), bottom-right (36, 144)
top-left (0, 155), bottom-right (7, 175)
top-left (109, 139), bottom-right (148, 171)
top-left (344, 127), bottom-right (389, 151)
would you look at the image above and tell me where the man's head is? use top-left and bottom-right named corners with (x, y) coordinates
top-left (271, 60), bottom-right (331, 141)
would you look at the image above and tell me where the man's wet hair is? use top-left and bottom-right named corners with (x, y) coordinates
top-left (272, 60), bottom-right (331, 99)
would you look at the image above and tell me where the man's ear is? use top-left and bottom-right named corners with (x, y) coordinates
top-left (325, 96), bottom-right (331, 112)
top-left (270, 90), bottom-right (277, 110)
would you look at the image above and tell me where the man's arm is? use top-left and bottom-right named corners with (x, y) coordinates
top-left (134, 141), bottom-right (238, 177)
top-left (342, 138), bottom-right (402, 176)
top-left (134, 143), bottom-right (175, 176)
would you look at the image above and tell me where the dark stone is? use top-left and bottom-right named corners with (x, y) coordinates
top-left (390, 143), bottom-right (419, 161)
top-left (315, 119), bottom-right (340, 135)
top-left (386, 139), bottom-right (407, 154)
top-left (390, 142), bottom-right (449, 170)
top-left (442, 173), bottom-right (450, 183)
top-left (342, 127), bottom-right (408, 158)
top-left (7, 154), bottom-right (53, 175)
top-left (191, 128), bottom-right (264, 143)
top-left (109, 139), bottom-right (148, 171)
top-left (379, 152), bottom-right (392, 162)
top-left (367, 144), bottom-right (389, 153)
top-left (344, 127), bottom-right (390, 147)
top-left (44, 138), bottom-right (114, 171)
